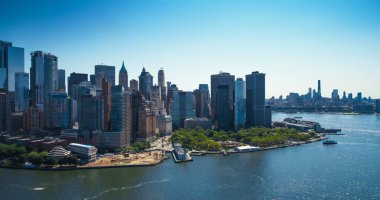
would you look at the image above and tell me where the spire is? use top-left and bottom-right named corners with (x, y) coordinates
top-left (120, 61), bottom-right (127, 73)
top-left (142, 66), bottom-right (146, 73)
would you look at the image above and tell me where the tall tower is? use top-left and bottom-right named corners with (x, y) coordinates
top-left (0, 40), bottom-right (24, 92)
top-left (102, 78), bottom-right (111, 131)
top-left (317, 80), bottom-right (321, 97)
top-left (95, 65), bottom-right (115, 88)
top-left (15, 72), bottom-right (29, 112)
top-left (158, 68), bottom-right (166, 107)
top-left (211, 72), bottom-right (235, 131)
top-left (234, 78), bottom-right (246, 130)
top-left (119, 61), bottom-right (128, 90)
top-left (245, 71), bottom-right (271, 128)
top-left (58, 69), bottom-right (66, 92)
top-left (138, 67), bottom-right (153, 100)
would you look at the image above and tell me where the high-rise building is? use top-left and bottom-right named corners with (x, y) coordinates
top-left (166, 83), bottom-right (178, 114)
top-left (0, 41), bottom-right (25, 92)
top-left (0, 92), bottom-right (6, 132)
top-left (102, 78), bottom-right (111, 131)
top-left (30, 51), bottom-right (58, 107)
top-left (211, 72), bottom-right (235, 130)
top-left (331, 89), bottom-right (339, 100)
top-left (77, 93), bottom-right (104, 132)
top-left (110, 85), bottom-right (132, 147)
top-left (137, 102), bottom-right (156, 141)
top-left (58, 69), bottom-right (66, 92)
top-left (130, 79), bottom-right (138, 91)
top-left (170, 91), bottom-right (196, 129)
top-left (132, 91), bottom-right (145, 142)
top-left (348, 93), bottom-right (353, 100)
top-left (317, 80), bottom-right (321, 97)
top-left (156, 114), bottom-right (172, 136)
top-left (119, 61), bottom-right (128, 90)
top-left (90, 74), bottom-right (96, 86)
top-left (246, 71), bottom-right (271, 128)
top-left (139, 67), bottom-right (153, 100)
top-left (151, 85), bottom-right (163, 110)
top-left (158, 68), bottom-right (166, 107)
top-left (95, 65), bottom-right (115, 88)
top-left (235, 78), bottom-right (246, 130)
top-left (376, 99), bottom-right (380, 113)
top-left (15, 72), bottom-right (29, 112)
top-left (48, 92), bottom-right (69, 129)
top-left (356, 92), bottom-right (363, 102)
top-left (342, 91), bottom-right (347, 100)
top-left (68, 72), bottom-right (88, 97)
top-left (193, 84), bottom-right (210, 119)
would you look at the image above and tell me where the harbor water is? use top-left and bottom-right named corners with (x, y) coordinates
top-left (1, 113), bottom-right (380, 199)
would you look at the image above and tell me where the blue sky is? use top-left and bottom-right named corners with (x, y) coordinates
top-left (1, 0), bottom-right (379, 98)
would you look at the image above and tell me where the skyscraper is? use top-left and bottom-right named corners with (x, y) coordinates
top-left (138, 67), bottom-right (153, 100)
top-left (102, 78), bottom-right (111, 131)
top-left (111, 85), bottom-right (132, 146)
top-left (376, 99), bottom-right (380, 113)
top-left (95, 65), bottom-right (115, 88)
top-left (48, 92), bottom-right (69, 129)
top-left (246, 71), bottom-right (271, 128)
top-left (30, 51), bottom-right (58, 107)
top-left (317, 80), bottom-right (321, 97)
top-left (331, 89), bottom-right (339, 100)
top-left (170, 91), bottom-right (196, 129)
top-left (158, 68), bottom-right (166, 107)
top-left (193, 84), bottom-right (210, 119)
top-left (119, 61), bottom-right (128, 90)
top-left (130, 79), bottom-right (138, 91)
top-left (234, 78), bottom-right (246, 130)
top-left (77, 86), bottom-right (104, 132)
top-left (58, 69), bottom-right (66, 92)
top-left (68, 72), bottom-right (88, 97)
top-left (0, 40), bottom-right (24, 92)
top-left (15, 72), bottom-right (29, 112)
top-left (166, 83), bottom-right (178, 114)
top-left (211, 72), bottom-right (235, 130)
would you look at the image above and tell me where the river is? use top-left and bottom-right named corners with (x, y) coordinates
top-left (1, 113), bottom-right (380, 200)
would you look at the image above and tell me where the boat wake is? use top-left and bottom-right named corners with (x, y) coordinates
top-left (83, 179), bottom-right (170, 200)
top-left (32, 187), bottom-right (45, 191)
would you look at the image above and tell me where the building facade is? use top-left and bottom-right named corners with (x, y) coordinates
top-left (170, 91), bottom-right (196, 129)
top-left (234, 78), bottom-right (246, 130)
top-left (246, 71), bottom-right (271, 128)
top-left (58, 69), bottom-right (66, 92)
top-left (139, 67), bottom-right (153, 100)
top-left (15, 72), bottom-right (29, 112)
top-left (68, 72), bottom-right (88, 97)
top-left (0, 41), bottom-right (24, 92)
top-left (129, 79), bottom-right (138, 91)
top-left (48, 92), bottom-right (69, 129)
top-left (95, 65), bottom-right (115, 88)
top-left (211, 72), bottom-right (235, 130)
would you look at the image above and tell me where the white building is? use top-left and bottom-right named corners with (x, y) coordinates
top-left (67, 143), bottom-right (97, 161)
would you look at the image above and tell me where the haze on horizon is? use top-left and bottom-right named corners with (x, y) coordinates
top-left (1, 0), bottom-right (379, 98)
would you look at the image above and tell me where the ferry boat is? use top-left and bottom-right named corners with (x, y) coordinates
top-left (323, 139), bottom-right (337, 145)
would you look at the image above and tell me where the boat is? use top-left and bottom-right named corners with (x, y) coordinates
top-left (323, 139), bottom-right (337, 145)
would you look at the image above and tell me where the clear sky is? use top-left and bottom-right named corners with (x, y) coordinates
top-left (1, 0), bottom-right (379, 98)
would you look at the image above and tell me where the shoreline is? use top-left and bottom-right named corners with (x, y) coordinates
top-left (0, 136), bottom-right (327, 171)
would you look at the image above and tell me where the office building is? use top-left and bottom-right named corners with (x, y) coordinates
top-left (156, 114), bottom-right (172, 135)
top-left (30, 51), bottom-right (58, 108)
top-left (166, 83), bottom-right (178, 114)
top-left (68, 72), bottom-right (88, 98)
top-left (158, 68), bottom-right (166, 105)
top-left (48, 92), bottom-right (69, 129)
top-left (356, 92), bottom-right (363, 102)
top-left (130, 79), bottom-right (138, 91)
top-left (15, 72), bottom-right (29, 112)
top-left (132, 91), bottom-right (145, 142)
top-left (317, 80), bottom-right (321, 97)
top-left (119, 61), bottom-right (128, 90)
top-left (139, 67), bottom-right (153, 100)
top-left (0, 92), bottom-right (6, 131)
top-left (246, 71), bottom-right (271, 128)
top-left (170, 91), bottom-right (196, 129)
top-left (58, 69), bottom-right (65, 92)
top-left (193, 84), bottom-right (210, 119)
top-left (95, 65), bottom-right (115, 88)
top-left (137, 103), bottom-right (156, 141)
top-left (90, 74), bottom-right (96, 86)
top-left (235, 78), bottom-right (246, 130)
top-left (0, 41), bottom-right (25, 91)
top-left (110, 85), bottom-right (132, 146)
top-left (25, 107), bottom-right (44, 134)
top-left (102, 78), bottom-right (111, 131)
top-left (331, 89), bottom-right (339, 100)
top-left (376, 99), bottom-right (380, 113)
top-left (211, 72), bottom-right (235, 131)
top-left (77, 92), bottom-right (104, 132)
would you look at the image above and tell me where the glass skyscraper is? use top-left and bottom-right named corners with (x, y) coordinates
top-left (15, 72), bottom-right (29, 112)
top-left (170, 91), bottom-right (196, 129)
top-left (234, 78), bottom-right (246, 130)
top-left (0, 40), bottom-right (24, 92)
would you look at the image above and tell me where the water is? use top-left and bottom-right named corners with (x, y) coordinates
top-left (1, 113), bottom-right (380, 200)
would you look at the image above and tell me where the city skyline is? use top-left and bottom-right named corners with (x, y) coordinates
top-left (1, 0), bottom-right (379, 98)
